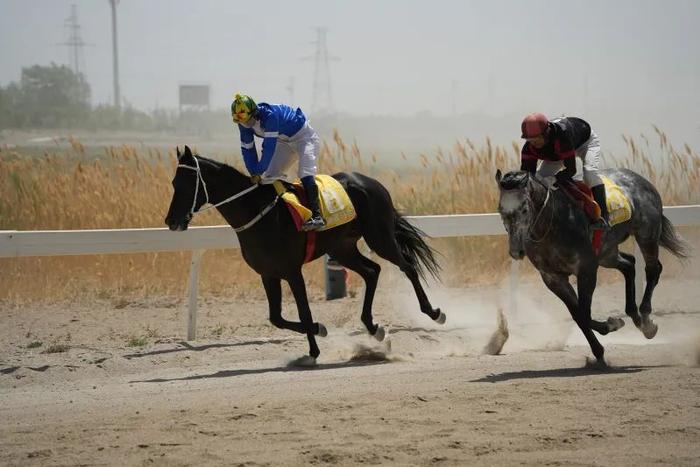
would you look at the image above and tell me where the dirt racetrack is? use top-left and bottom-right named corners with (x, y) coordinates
top-left (2, 277), bottom-right (699, 466)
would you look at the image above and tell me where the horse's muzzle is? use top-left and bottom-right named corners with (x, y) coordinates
top-left (509, 249), bottom-right (525, 260)
top-left (165, 214), bottom-right (191, 232)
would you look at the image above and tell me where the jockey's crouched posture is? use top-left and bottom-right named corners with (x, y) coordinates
top-left (520, 112), bottom-right (610, 230)
top-left (232, 93), bottom-right (326, 231)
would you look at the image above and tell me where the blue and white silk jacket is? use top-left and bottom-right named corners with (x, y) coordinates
top-left (238, 103), bottom-right (307, 175)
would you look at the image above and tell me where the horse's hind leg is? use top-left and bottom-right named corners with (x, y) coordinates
top-left (599, 250), bottom-right (642, 327)
top-left (327, 245), bottom-right (384, 340)
top-left (370, 237), bottom-right (442, 322)
top-left (635, 238), bottom-right (662, 339)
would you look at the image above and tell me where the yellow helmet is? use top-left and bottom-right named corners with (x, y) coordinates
top-left (231, 93), bottom-right (257, 124)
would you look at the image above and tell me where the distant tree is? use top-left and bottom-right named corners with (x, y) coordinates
top-left (0, 82), bottom-right (25, 128)
top-left (17, 63), bottom-right (91, 127)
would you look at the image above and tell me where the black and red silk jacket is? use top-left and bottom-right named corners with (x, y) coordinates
top-left (520, 117), bottom-right (592, 173)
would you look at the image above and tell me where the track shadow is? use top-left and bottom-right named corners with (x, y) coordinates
top-left (131, 359), bottom-right (389, 384)
top-left (470, 364), bottom-right (673, 383)
top-left (123, 339), bottom-right (291, 359)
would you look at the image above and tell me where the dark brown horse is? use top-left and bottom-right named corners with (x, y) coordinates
top-left (165, 146), bottom-right (445, 364)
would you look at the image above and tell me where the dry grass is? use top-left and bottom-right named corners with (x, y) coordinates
top-left (1, 130), bottom-right (698, 304)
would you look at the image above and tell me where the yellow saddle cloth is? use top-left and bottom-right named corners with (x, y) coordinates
top-left (601, 175), bottom-right (632, 226)
top-left (272, 175), bottom-right (356, 231)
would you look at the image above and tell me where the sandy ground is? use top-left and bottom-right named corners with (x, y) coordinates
top-left (2, 276), bottom-right (700, 466)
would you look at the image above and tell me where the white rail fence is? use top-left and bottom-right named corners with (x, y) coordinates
top-left (2, 205), bottom-right (699, 339)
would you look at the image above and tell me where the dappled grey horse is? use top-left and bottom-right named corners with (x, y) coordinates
top-left (495, 168), bottom-right (689, 366)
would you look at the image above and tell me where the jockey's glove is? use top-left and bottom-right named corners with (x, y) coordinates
top-left (250, 174), bottom-right (261, 184)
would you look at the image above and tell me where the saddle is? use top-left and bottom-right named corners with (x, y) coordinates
top-left (558, 176), bottom-right (632, 226)
top-left (271, 175), bottom-right (357, 262)
top-left (558, 176), bottom-right (633, 255)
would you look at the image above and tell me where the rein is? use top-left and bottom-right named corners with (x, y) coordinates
top-left (526, 176), bottom-right (555, 243)
top-left (177, 156), bottom-right (280, 233)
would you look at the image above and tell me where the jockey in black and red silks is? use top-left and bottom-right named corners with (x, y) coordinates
top-left (520, 112), bottom-right (610, 229)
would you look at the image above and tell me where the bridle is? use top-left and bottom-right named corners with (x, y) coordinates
top-left (177, 156), bottom-right (280, 233)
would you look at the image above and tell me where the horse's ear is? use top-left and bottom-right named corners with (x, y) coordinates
top-left (495, 169), bottom-right (502, 186)
top-left (184, 145), bottom-right (192, 157)
top-left (176, 146), bottom-right (181, 159)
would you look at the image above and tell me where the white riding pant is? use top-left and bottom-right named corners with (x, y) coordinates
top-left (536, 132), bottom-right (603, 187)
top-left (261, 121), bottom-right (320, 182)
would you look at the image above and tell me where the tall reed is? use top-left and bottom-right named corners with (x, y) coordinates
top-left (1, 129), bottom-right (697, 303)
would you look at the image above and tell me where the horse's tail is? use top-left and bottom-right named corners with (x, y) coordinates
top-left (394, 211), bottom-right (441, 281)
top-left (660, 215), bottom-right (691, 260)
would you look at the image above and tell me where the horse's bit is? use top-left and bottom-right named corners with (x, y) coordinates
top-left (177, 156), bottom-right (280, 233)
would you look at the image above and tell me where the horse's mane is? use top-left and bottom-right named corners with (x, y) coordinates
top-left (190, 152), bottom-right (244, 179)
top-left (499, 170), bottom-right (530, 190)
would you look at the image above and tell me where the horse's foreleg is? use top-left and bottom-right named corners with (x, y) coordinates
top-left (287, 271), bottom-right (323, 359)
top-left (541, 272), bottom-right (608, 364)
top-left (262, 276), bottom-right (308, 334)
top-left (575, 268), bottom-right (607, 364)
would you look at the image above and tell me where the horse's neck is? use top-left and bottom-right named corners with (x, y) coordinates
top-left (201, 163), bottom-right (275, 229)
top-left (527, 181), bottom-right (566, 239)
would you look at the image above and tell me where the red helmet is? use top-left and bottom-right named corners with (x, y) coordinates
top-left (521, 112), bottom-right (549, 138)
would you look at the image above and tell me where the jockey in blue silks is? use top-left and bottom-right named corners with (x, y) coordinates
top-left (231, 93), bottom-right (326, 231)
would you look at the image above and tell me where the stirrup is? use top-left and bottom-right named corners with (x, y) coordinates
top-left (301, 216), bottom-right (326, 231)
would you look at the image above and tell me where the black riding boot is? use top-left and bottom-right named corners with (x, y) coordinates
top-left (301, 176), bottom-right (326, 231)
top-left (591, 184), bottom-right (610, 230)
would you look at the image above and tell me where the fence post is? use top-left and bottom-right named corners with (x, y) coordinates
top-left (509, 259), bottom-right (519, 315)
top-left (325, 254), bottom-right (347, 300)
top-left (186, 250), bottom-right (205, 340)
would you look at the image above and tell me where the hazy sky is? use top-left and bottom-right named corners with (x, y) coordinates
top-left (1, 0), bottom-right (699, 147)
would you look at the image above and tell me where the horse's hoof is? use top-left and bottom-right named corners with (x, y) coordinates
top-left (373, 325), bottom-right (386, 342)
top-left (317, 323), bottom-right (328, 338)
top-left (585, 357), bottom-right (609, 371)
top-left (434, 310), bottom-right (446, 325)
top-left (642, 321), bottom-right (658, 339)
top-left (290, 355), bottom-right (317, 367)
top-left (607, 317), bottom-right (625, 332)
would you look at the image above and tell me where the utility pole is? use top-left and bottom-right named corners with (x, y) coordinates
top-left (301, 28), bottom-right (340, 115)
top-left (109, 0), bottom-right (121, 109)
top-left (59, 4), bottom-right (89, 76)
